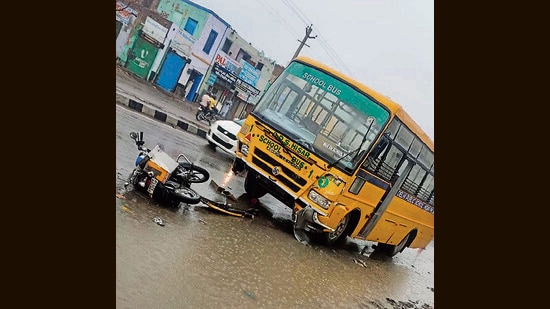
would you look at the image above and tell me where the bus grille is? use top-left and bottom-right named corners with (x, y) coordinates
top-left (252, 148), bottom-right (307, 192)
top-left (254, 148), bottom-right (307, 186)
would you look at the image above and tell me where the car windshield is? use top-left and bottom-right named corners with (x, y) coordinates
top-left (234, 119), bottom-right (245, 125)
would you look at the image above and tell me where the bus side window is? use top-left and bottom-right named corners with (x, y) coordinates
top-left (402, 164), bottom-right (424, 194)
top-left (365, 143), bottom-right (405, 183)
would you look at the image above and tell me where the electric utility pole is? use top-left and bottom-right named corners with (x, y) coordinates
top-left (292, 24), bottom-right (317, 60)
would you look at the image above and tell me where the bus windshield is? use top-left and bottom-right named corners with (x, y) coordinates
top-left (253, 61), bottom-right (391, 172)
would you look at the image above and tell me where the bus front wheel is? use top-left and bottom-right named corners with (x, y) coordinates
top-left (244, 170), bottom-right (267, 198)
top-left (313, 214), bottom-right (351, 246)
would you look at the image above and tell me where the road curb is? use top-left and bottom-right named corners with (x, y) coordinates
top-left (116, 95), bottom-right (208, 139)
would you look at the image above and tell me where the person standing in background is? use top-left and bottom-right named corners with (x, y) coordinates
top-left (219, 100), bottom-right (232, 118)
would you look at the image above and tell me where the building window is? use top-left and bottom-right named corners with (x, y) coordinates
top-left (256, 62), bottom-right (264, 71)
top-left (184, 18), bottom-right (198, 35)
top-left (203, 30), bottom-right (218, 54)
top-left (221, 38), bottom-right (232, 53)
top-left (236, 49), bottom-right (250, 62)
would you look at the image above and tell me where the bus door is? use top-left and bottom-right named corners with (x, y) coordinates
top-left (357, 158), bottom-right (414, 239)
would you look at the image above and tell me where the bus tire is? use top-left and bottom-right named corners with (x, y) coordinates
top-left (244, 170), bottom-right (267, 198)
top-left (314, 213), bottom-right (352, 247)
top-left (375, 232), bottom-right (412, 257)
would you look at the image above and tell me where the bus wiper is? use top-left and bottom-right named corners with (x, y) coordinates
top-left (326, 146), bottom-right (361, 169)
top-left (327, 121), bottom-right (380, 169)
top-left (327, 122), bottom-right (373, 169)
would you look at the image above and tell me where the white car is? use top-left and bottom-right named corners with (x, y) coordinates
top-left (206, 118), bottom-right (245, 156)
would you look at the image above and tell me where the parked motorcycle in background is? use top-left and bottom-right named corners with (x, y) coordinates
top-left (125, 131), bottom-right (210, 207)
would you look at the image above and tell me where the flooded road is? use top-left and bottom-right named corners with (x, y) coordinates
top-left (116, 105), bottom-right (434, 308)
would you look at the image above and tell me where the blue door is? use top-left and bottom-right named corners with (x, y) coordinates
top-left (156, 51), bottom-right (185, 92)
top-left (186, 73), bottom-right (203, 101)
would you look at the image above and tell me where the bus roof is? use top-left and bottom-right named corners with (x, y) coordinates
top-left (294, 56), bottom-right (433, 151)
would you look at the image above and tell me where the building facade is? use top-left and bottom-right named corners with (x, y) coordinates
top-left (116, 0), bottom-right (283, 120)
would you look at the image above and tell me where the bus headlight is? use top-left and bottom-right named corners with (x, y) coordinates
top-left (308, 190), bottom-right (330, 210)
top-left (240, 144), bottom-right (249, 156)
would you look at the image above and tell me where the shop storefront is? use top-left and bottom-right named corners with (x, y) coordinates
top-left (125, 17), bottom-right (168, 79)
top-left (204, 52), bottom-right (261, 120)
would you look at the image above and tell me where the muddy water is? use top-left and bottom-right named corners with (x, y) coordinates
top-left (116, 105), bottom-right (434, 308)
top-left (116, 191), bottom-right (433, 308)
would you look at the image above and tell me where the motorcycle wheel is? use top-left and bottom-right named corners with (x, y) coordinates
top-left (171, 186), bottom-right (201, 204)
top-left (177, 163), bottom-right (210, 183)
top-left (196, 110), bottom-right (205, 121)
top-left (128, 171), bottom-right (146, 192)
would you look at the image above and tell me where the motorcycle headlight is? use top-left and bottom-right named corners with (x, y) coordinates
top-left (308, 190), bottom-right (331, 210)
top-left (135, 154), bottom-right (145, 167)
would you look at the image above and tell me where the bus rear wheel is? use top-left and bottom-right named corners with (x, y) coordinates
top-left (375, 232), bottom-right (411, 257)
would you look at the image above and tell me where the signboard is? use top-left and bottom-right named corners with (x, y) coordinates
top-left (214, 52), bottom-right (240, 75)
top-left (212, 63), bottom-right (237, 85)
top-left (236, 79), bottom-right (260, 96)
top-left (207, 74), bottom-right (217, 86)
top-left (143, 16), bottom-right (168, 44)
top-left (171, 27), bottom-right (195, 56)
top-left (239, 60), bottom-right (261, 87)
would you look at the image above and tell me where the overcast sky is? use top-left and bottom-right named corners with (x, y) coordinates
top-left (192, 0), bottom-right (434, 140)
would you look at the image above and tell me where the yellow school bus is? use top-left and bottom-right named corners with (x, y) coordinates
top-left (231, 56), bottom-right (433, 257)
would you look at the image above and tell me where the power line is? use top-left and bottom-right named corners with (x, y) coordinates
top-left (278, 0), bottom-right (355, 76)
top-left (279, 0), bottom-right (310, 25)
top-left (316, 33), bottom-right (355, 77)
top-left (257, 0), bottom-right (301, 39)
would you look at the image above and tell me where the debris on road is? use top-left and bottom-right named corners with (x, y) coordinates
top-left (209, 179), bottom-right (238, 201)
top-left (121, 205), bottom-right (134, 214)
top-left (153, 217), bottom-right (165, 226)
top-left (116, 193), bottom-right (126, 199)
top-left (199, 196), bottom-right (259, 218)
top-left (243, 290), bottom-right (256, 300)
top-left (353, 258), bottom-right (368, 268)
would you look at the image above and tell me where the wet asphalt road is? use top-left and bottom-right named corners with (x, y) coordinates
top-left (116, 104), bottom-right (434, 308)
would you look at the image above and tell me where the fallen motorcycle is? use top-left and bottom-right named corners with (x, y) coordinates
top-left (125, 131), bottom-right (210, 206)
top-left (196, 105), bottom-right (221, 125)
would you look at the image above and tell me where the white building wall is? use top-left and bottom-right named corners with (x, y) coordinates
top-left (192, 14), bottom-right (229, 67)
top-left (223, 30), bottom-right (276, 104)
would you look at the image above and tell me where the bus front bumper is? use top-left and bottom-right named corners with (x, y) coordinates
top-left (293, 204), bottom-right (335, 233)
